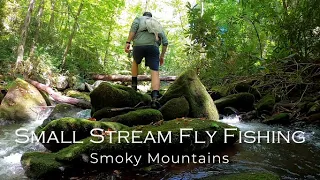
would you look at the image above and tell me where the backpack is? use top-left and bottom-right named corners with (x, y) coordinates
top-left (137, 16), bottom-right (163, 41)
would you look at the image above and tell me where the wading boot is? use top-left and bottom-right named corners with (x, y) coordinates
top-left (132, 77), bottom-right (137, 91)
top-left (151, 90), bottom-right (161, 109)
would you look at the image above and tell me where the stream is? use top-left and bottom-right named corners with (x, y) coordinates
top-left (0, 110), bottom-right (319, 179)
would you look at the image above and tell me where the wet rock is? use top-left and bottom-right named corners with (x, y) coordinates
top-left (202, 172), bottom-right (280, 180)
top-left (0, 78), bottom-right (47, 122)
top-left (256, 94), bottom-right (276, 113)
top-left (159, 70), bottom-right (219, 120)
top-left (21, 118), bottom-right (239, 179)
top-left (262, 113), bottom-right (290, 125)
top-left (41, 103), bottom-right (83, 127)
top-left (36, 117), bottom-right (128, 152)
top-left (159, 96), bottom-right (189, 120)
top-left (54, 75), bottom-right (69, 91)
top-left (223, 107), bottom-right (239, 116)
top-left (90, 82), bottom-right (151, 115)
top-left (101, 109), bottom-right (163, 126)
top-left (68, 75), bottom-right (86, 91)
top-left (240, 110), bottom-right (258, 122)
top-left (65, 90), bottom-right (90, 102)
top-left (214, 93), bottom-right (255, 113)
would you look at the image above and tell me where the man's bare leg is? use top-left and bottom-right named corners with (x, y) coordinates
top-left (151, 70), bottom-right (160, 90)
top-left (131, 60), bottom-right (139, 91)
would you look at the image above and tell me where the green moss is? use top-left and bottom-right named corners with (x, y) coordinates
top-left (211, 85), bottom-right (231, 97)
top-left (22, 119), bottom-right (239, 178)
top-left (214, 93), bottom-right (255, 112)
top-left (256, 94), bottom-right (276, 112)
top-left (37, 117), bottom-right (128, 152)
top-left (66, 90), bottom-right (90, 101)
top-left (234, 82), bottom-right (261, 100)
top-left (160, 70), bottom-right (219, 120)
top-left (0, 78), bottom-right (47, 121)
top-left (101, 109), bottom-right (163, 126)
top-left (21, 152), bottom-right (63, 180)
top-left (202, 172), bottom-right (280, 180)
top-left (159, 96), bottom-right (189, 120)
top-left (308, 101), bottom-right (320, 115)
top-left (92, 106), bottom-right (134, 120)
top-left (90, 82), bottom-right (151, 115)
top-left (263, 113), bottom-right (290, 125)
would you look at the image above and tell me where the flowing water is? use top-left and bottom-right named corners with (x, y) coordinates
top-left (0, 107), bottom-right (91, 180)
top-left (0, 111), bottom-right (319, 180)
top-left (165, 116), bottom-right (320, 180)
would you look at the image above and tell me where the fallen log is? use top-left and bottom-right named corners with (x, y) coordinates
top-left (91, 74), bottom-right (177, 82)
top-left (26, 79), bottom-right (91, 109)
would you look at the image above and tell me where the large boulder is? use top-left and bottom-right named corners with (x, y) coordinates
top-left (159, 96), bottom-right (189, 120)
top-left (35, 117), bottom-right (128, 152)
top-left (41, 103), bottom-right (84, 127)
top-left (0, 78), bottom-right (47, 122)
top-left (159, 70), bottom-right (219, 120)
top-left (256, 94), bottom-right (276, 113)
top-left (214, 93), bottom-right (255, 113)
top-left (90, 83), bottom-right (151, 115)
top-left (21, 118), bottom-right (239, 179)
top-left (101, 109), bottom-right (163, 126)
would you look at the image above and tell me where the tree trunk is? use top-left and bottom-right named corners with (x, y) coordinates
top-left (26, 79), bottom-right (91, 109)
top-left (29, 0), bottom-right (45, 60)
top-left (61, 1), bottom-right (84, 70)
top-left (91, 74), bottom-right (177, 82)
top-left (48, 0), bottom-right (56, 34)
top-left (15, 0), bottom-right (35, 70)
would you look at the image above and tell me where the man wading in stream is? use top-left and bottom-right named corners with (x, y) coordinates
top-left (124, 12), bottom-right (168, 109)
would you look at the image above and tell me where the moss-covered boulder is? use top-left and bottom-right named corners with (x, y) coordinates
top-left (159, 96), bottom-right (189, 120)
top-left (66, 90), bottom-right (90, 101)
top-left (262, 113), bottom-right (290, 125)
top-left (41, 103), bottom-right (83, 127)
top-left (160, 70), bottom-right (219, 120)
top-left (90, 82), bottom-right (151, 115)
top-left (92, 106), bottom-right (135, 120)
top-left (214, 93), bottom-right (255, 113)
top-left (256, 94), bottom-right (276, 113)
top-left (0, 78), bottom-right (47, 122)
top-left (101, 109), bottom-right (163, 126)
top-left (202, 172), bottom-right (280, 180)
top-left (21, 118), bottom-right (239, 179)
top-left (36, 117), bottom-right (128, 152)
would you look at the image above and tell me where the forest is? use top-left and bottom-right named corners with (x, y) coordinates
top-left (0, 0), bottom-right (320, 179)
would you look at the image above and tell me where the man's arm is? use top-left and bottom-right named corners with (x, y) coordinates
top-left (125, 32), bottom-right (135, 53)
top-left (125, 18), bottom-right (139, 53)
top-left (160, 31), bottom-right (169, 66)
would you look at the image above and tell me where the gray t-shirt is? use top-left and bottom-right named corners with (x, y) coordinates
top-left (130, 16), bottom-right (169, 47)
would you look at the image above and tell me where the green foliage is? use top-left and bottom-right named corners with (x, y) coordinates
top-left (185, 0), bottom-right (320, 86)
